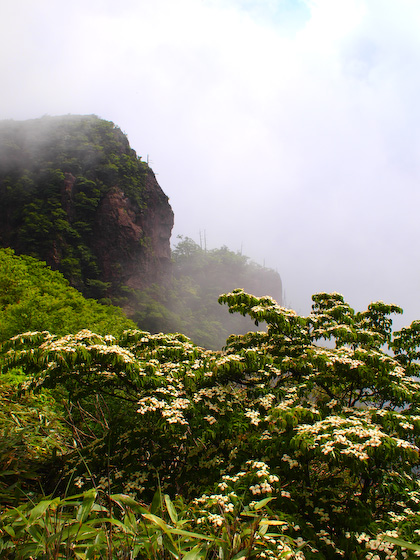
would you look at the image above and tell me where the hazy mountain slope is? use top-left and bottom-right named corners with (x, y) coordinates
top-left (132, 237), bottom-right (283, 348)
top-left (0, 115), bottom-right (173, 300)
top-left (0, 115), bottom-right (283, 348)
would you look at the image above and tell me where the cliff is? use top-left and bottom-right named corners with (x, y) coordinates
top-left (0, 115), bottom-right (174, 299)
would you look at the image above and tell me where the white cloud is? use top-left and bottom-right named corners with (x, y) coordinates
top-left (1, 0), bottom-right (420, 326)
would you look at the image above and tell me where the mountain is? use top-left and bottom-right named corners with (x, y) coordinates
top-left (0, 115), bottom-right (173, 300)
top-left (0, 114), bottom-right (283, 348)
top-left (132, 236), bottom-right (284, 349)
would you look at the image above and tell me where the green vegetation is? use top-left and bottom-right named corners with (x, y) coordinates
top-left (0, 116), bottom-right (283, 349)
top-left (0, 116), bottom-right (418, 557)
top-left (131, 236), bottom-right (283, 349)
top-left (0, 115), bottom-right (149, 297)
top-left (0, 248), bottom-right (135, 341)
top-left (1, 287), bottom-right (420, 558)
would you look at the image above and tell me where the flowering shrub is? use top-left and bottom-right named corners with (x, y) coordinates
top-left (1, 290), bottom-right (420, 558)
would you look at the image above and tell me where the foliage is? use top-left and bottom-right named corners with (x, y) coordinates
top-left (0, 248), bottom-right (136, 342)
top-left (0, 371), bottom-right (71, 505)
top-left (0, 487), bottom-right (304, 559)
top-left (1, 289), bottom-right (420, 558)
top-left (0, 115), bottom-right (149, 298)
top-left (131, 237), bottom-right (283, 349)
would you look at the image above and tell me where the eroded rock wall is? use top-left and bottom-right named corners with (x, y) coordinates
top-left (0, 115), bottom-right (174, 298)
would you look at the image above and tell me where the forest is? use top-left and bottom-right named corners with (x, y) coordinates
top-left (0, 115), bottom-right (283, 350)
top-left (1, 248), bottom-right (420, 559)
top-left (132, 236), bottom-right (283, 349)
top-left (0, 116), bottom-right (419, 559)
top-left (0, 115), bottom-right (157, 302)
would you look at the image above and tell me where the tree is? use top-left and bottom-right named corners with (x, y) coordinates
top-left (132, 236), bottom-right (284, 348)
top-left (1, 290), bottom-right (420, 559)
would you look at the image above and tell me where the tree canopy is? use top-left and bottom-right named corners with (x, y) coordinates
top-left (0, 247), bottom-right (135, 342)
top-left (131, 236), bottom-right (283, 348)
top-left (1, 288), bottom-right (419, 558)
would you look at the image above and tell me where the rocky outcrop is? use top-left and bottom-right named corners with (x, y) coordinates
top-left (92, 169), bottom-right (173, 290)
top-left (0, 115), bottom-right (174, 299)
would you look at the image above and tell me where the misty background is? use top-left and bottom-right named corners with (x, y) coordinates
top-left (1, 0), bottom-right (420, 328)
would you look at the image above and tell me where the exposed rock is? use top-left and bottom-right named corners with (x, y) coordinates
top-left (0, 115), bottom-right (174, 299)
top-left (92, 169), bottom-right (173, 290)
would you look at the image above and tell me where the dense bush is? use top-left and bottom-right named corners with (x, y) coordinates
top-left (0, 247), bottom-right (135, 342)
top-left (1, 289), bottom-right (419, 558)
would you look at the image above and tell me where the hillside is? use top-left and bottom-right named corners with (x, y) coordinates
top-left (1, 288), bottom-right (419, 558)
top-left (0, 115), bottom-right (283, 348)
top-left (1, 121), bottom-right (419, 560)
top-left (132, 236), bottom-right (283, 348)
top-left (0, 115), bottom-right (174, 300)
top-left (0, 247), bottom-right (135, 341)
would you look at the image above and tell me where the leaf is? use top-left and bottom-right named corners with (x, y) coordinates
top-left (164, 494), bottom-right (178, 524)
top-left (26, 524), bottom-right (44, 543)
top-left (77, 489), bottom-right (96, 522)
top-left (85, 517), bottom-right (129, 531)
top-left (28, 499), bottom-right (57, 524)
top-left (383, 536), bottom-right (420, 551)
top-left (182, 544), bottom-right (205, 559)
top-left (253, 497), bottom-right (274, 511)
top-left (123, 510), bottom-right (138, 532)
top-left (3, 525), bottom-right (15, 538)
top-left (258, 523), bottom-right (268, 536)
top-left (58, 523), bottom-right (98, 541)
top-left (170, 528), bottom-right (216, 541)
top-left (142, 513), bottom-right (171, 533)
top-left (162, 536), bottom-right (179, 558)
top-left (110, 493), bottom-right (146, 512)
top-left (150, 489), bottom-right (163, 515)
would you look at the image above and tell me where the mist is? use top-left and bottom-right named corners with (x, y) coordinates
top-left (1, 0), bottom-right (420, 329)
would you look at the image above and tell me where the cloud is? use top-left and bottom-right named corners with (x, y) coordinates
top-left (1, 0), bottom-right (420, 326)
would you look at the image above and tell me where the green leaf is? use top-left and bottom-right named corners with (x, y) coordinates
top-left (85, 517), bottom-right (129, 531)
top-left (170, 528), bottom-right (216, 541)
top-left (28, 499), bottom-right (57, 524)
top-left (253, 497), bottom-right (274, 511)
top-left (26, 524), bottom-right (44, 543)
top-left (142, 512), bottom-right (170, 533)
top-left (110, 493), bottom-right (145, 512)
top-left (77, 489), bottom-right (96, 522)
top-left (383, 536), bottom-right (420, 551)
top-left (150, 489), bottom-right (163, 515)
top-left (3, 525), bottom-right (15, 538)
top-left (164, 494), bottom-right (178, 524)
top-left (182, 544), bottom-right (205, 559)
top-left (59, 523), bottom-right (98, 541)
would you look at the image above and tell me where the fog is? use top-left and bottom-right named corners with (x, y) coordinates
top-left (1, 0), bottom-right (420, 328)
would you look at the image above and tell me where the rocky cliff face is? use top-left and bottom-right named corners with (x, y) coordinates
top-left (0, 115), bottom-right (174, 299)
top-left (92, 169), bottom-right (173, 291)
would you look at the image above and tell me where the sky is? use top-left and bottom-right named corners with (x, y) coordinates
top-left (1, 0), bottom-right (420, 327)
